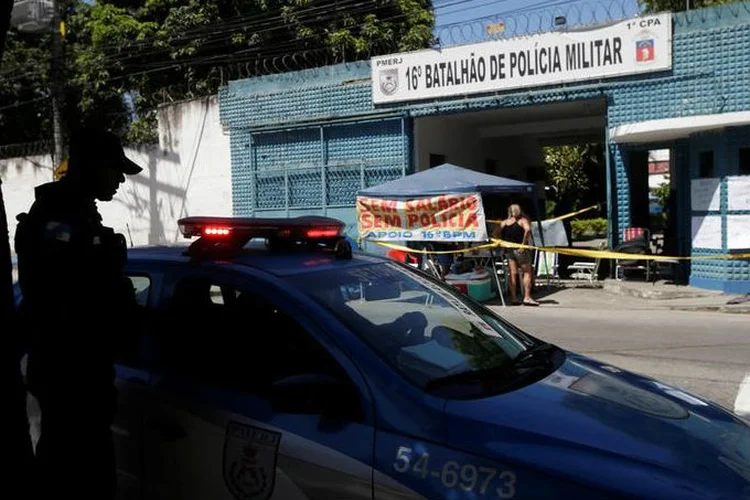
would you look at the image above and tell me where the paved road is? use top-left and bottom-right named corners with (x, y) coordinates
top-left (490, 305), bottom-right (750, 417)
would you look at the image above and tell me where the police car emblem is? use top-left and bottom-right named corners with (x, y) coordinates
top-left (379, 69), bottom-right (399, 96)
top-left (223, 421), bottom-right (281, 500)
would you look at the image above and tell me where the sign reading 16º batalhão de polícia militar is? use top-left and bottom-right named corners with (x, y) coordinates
top-left (357, 193), bottom-right (488, 242)
top-left (371, 13), bottom-right (671, 104)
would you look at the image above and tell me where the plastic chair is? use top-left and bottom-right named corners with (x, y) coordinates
top-left (615, 228), bottom-right (652, 281)
top-left (567, 241), bottom-right (606, 284)
top-left (535, 250), bottom-right (560, 286)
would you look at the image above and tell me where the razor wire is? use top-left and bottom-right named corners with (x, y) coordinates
top-left (229, 0), bottom-right (750, 78)
top-left (434, 0), bottom-right (643, 47)
top-left (216, 0), bottom-right (647, 78)
top-left (0, 140), bottom-right (53, 159)
top-left (672, 0), bottom-right (750, 28)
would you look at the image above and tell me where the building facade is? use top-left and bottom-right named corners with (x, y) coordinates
top-left (219, 3), bottom-right (750, 293)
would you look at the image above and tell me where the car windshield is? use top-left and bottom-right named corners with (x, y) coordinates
top-left (287, 261), bottom-right (540, 389)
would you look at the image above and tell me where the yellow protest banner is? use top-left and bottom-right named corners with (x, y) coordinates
top-left (357, 193), bottom-right (488, 242)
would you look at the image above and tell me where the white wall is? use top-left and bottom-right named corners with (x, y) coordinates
top-left (0, 154), bottom-right (55, 265)
top-left (1, 94), bottom-right (231, 254)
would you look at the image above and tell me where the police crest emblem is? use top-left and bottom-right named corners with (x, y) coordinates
top-left (379, 69), bottom-right (399, 96)
top-left (223, 421), bottom-right (282, 500)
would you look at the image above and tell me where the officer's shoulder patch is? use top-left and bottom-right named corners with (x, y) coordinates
top-left (222, 421), bottom-right (281, 500)
top-left (44, 221), bottom-right (72, 243)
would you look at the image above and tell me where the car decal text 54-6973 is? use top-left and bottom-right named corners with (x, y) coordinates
top-left (393, 445), bottom-right (517, 498)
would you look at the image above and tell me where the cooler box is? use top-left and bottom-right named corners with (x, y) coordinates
top-left (444, 269), bottom-right (494, 302)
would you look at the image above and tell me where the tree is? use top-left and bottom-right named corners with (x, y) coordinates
top-left (1, 0), bottom-right (435, 146)
top-left (639, 0), bottom-right (741, 12)
top-left (445, 325), bottom-right (511, 371)
top-left (0, 28), bottom-right (53, 146)
top-left (542, 143), bottom-right (604, 212)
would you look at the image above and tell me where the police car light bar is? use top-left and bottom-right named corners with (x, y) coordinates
top-left (177, 216), bottom-right (346, 242)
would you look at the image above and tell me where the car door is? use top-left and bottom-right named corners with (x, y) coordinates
top-left (23, 269), bottom-right (156, 500)
top-left (111, 270), bottom-right (158, 500)
top-left (143, 267), bottom-right (375, 500)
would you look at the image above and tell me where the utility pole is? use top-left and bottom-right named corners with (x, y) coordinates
top-left (1, 0), bottom-right (16, 325)
top-left (50, 0), bottom-right (64, 167)
top-left (1, 0), bottom-right (37, 491)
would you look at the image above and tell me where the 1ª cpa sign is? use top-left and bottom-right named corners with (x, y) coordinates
top-left (371, 13), bottom-right (672, 104)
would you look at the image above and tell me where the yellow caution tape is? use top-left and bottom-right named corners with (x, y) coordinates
top-left (549, 204), bottom-right (600, 222)
top-left (372, 240), bottom-right (501, 255)
top-left (492, 239), bottom-right (750, 261)
top-left (367, 238), bottom-right (750, 261)
top-left (487, 204), bottom-right (599, 225)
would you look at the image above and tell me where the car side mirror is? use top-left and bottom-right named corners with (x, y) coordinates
top-left (270, 373), bottom-right (362, 421)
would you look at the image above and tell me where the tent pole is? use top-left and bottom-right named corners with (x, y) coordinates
top-left (531, 186), bottom-right (549, 289)
top-left (489, 245), bottom-right (506, 307)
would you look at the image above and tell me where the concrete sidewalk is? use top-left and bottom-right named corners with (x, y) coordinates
top-left (488, 279), bottom-right (750, 313)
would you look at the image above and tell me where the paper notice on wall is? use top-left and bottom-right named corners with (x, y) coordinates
top-left (691, 178), bottom-right (721, 212)
top-left (727, 215), bottom-right (750, 250)
top-left (727, 176), bottom-right (750, 211)
top-left (691, 215), bottom-right (722, 250)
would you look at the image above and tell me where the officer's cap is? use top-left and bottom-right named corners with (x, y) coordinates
top-left (68, 127), bottom-right (143, 175)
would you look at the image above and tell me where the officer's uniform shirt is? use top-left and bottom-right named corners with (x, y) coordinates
top-left (15, 180), bottom-right (136, 376)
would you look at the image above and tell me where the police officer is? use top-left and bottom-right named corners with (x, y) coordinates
top-left (14, 127), bottom-right (142, 499)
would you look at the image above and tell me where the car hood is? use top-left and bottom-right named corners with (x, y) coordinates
top-left (442, 351), bottom-right (750, 500)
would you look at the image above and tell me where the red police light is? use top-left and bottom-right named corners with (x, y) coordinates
top-left (306, 228), bottom-right (341, 238)
top-left (178, 216), bottom-right (352, 260)
top-left (178, 216), bottom-right (346, 243)
top-left (203, 227), bottom-right (231, 237)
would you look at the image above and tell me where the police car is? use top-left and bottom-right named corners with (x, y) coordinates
top-left (22, 216), bottom-right (750, 500)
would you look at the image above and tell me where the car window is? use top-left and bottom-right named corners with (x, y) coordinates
top-left (287, 262), bottom-right (535, 388)
top-left (114, 273), bottom-right (153, 369)
top-left (155, 274), bottom-right (350, 396)
top-left (128, 275), bottom-right (151, 308)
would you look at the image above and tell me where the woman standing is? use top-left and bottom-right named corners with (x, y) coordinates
top-left (495, 204), bottom-right (539, 306)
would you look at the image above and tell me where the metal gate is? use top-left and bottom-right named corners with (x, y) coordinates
top-left (231, 115), bottom-right (410, 219)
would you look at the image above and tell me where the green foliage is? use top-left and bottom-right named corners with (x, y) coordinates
top-left (1, 0), bottom-right (435, 146)
top-left (545, 200), bottom-right (556, 218)
top-left (543, 145), bottom-right (590, 199)
top-left (650, 178), bottom-right (671, 231)
top-left (571, 218), bottom-right (607, 238)
top-left (639, 0), bottom-right (741, 12)
top-left (0, 30), bottom-right (52, 144)
top-left (653, 178), bottom-right (671, 208)
top-left (542, 143), bottom-right (604, 212)
top-left (124, 111), bottom-right (158, 145)
top-left (448, 326), bottom-right (508, 371)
